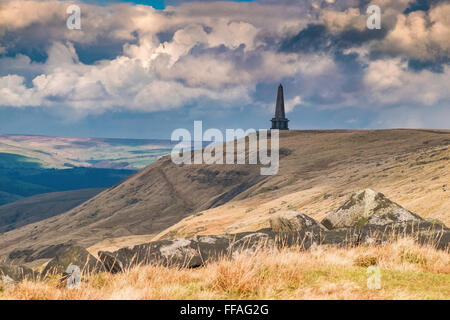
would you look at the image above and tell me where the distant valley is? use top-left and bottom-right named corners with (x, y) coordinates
top-left (0, 134), bottom-right (178, 170)
top-left (0, 134), bottom-right (177, 205)
top-left (0, 189), bottom-right (103, 233)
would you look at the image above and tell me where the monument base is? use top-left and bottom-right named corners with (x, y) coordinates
top-left (271, 118), bottom-right (289, 130)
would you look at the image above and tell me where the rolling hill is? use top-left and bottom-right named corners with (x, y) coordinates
top-left (0, 189), bottom-right (104, 234)
top-left (0, 191), bottom-right (23, 206)
top-left (1, 129), bottom-right (449, 265)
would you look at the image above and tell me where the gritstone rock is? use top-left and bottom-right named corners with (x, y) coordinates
top-left (270, 211), bottom-right (325, 232)
top-left (0, 264), bottom-right (36, 282)
top-left (321, 189), bottom-right (423, 229)
top-left (42, 245), bottom-right (104, 276)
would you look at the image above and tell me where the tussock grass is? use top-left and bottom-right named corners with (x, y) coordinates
top-left (1, 238), bottom-right (449, 300)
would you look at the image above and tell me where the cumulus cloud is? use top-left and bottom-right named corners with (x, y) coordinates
top-left (378, 2), bottom-right (450, 61)
top-left (0, 74), bottom-right (41, 107)
top-left (0, 0), bottom-right (448, 125)
top-left (364, 58), bottom-right (450, 106)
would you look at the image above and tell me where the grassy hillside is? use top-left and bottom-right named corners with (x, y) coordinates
top-left (0, 191), bottom-right (23, 206)
top-left (154, 129), bottom-right (450, 241)
top-left (0, 189), bottom-right (104, 233)
top-left (1, 129), bottom-right (449, 263)
top-left (1, 239), bottom-right (449, 300)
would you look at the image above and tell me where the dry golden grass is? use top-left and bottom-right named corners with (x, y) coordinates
top-left (2, 239), bottom-right (449, 300)
top-left (152, 136), bottom-right (450, 241)
top-left (2, 130), bottom-right (449, 262)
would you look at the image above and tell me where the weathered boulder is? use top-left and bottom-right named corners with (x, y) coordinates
top-left (8, 242), bottom-right (74, 264)
top-left (0, 275), bottom-right (15, 290)
top-left (0, 264), bottom-right (36, 282)
top-left (98, 251), bottom-right (124, 274)
top-left (98, 229), bottom-right (325, 272)
top-left (99, 235), bottom-right (233, 272)
top-left (425, 218), bottom-right (448, 229)
top-left (97, 218), bottom-right (450, 274)
top-left (230, 232), bottom-right (273, 257)
top-left (42, 245), bottom-right (104, 277)
top-left (321, 221), bottom-right (450, 249)
top-left (270, 211), bottom-right (325, 232)
top-left (192, 235), bottom-right (235, 261)
top-left (321, 189), bottom-right (423, 229)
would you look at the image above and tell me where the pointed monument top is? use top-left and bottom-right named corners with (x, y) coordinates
top-left (275, 83), bottom-right (285, 119)
top-left (271, 84), bottom-right (289, 130)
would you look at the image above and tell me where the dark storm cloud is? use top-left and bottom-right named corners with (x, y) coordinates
top-left (74, 37), bottom-right (137, 65)
top-left (278, 1), bottom-right (450, 73)
top-left (0, 28), bottom-right (133, 65)
top-left (403, 0), bottom-right (447, 13)
top-left (0, 1), bottom-right (138, 65)
top-left (407, 58), bottom-right (450, 73)
top-left (279, 24), bottom-right (387, 54)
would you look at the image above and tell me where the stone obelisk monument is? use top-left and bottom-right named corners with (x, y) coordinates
top-left (271, 84), bottom-right (289, 130)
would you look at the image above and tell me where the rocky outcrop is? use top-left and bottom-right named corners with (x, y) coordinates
top-left (99, 235), bottom-right (234, 273)
top-left (269, 211), bottom-right (325, 232)
top-left (96, 227), bottom-right (327, 273)
top-left (320, 221), bottom-right (449, 249)
top-left (0, 264), bottom-right (36, 282)
top-left (43, 190), bottom-right (450, 275)
top-left (321, 189), bottom-right (423, 229)
top-left (4, 190), bottom-right (448, 280)
top-left (97, 219), bottom-right (449, 273)
top-left (97, 251), bottom-right (124, 274)
top-left (230, 232), bottom-right (274, 257)
top-left (8, 242), bottom-right (74, 265)
top-left (4, 223), bottom-right (450, 280)
top-left (426, 218), bottom-right (448, 229)
top-left (42, 246), bottom-right (104, 277)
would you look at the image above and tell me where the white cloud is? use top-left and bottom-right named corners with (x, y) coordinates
top-left (0, 75), bottom-right (41, 107)
top-left (285, 96), bottom-right (303, 113)
top-left (364, 58), bottom-right (450, 107)
top-left (378, 2), bottom-right (450, 61)
top-left (0, 0), bottom-right (448, 127)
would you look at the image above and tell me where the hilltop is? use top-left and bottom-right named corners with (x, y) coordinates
top-left (153, 129), bottom-right (450, 241)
